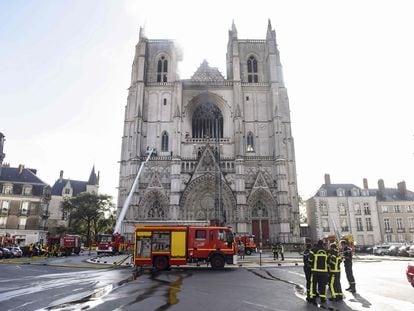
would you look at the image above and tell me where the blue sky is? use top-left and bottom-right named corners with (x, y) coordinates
top-left (1, 0), bottom-right (414, 203)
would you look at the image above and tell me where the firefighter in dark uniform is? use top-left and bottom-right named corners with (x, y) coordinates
top-left (328, 243), bottom-right (343, 301)
top-left (308, 240), bottom-right (329, 303)
top-left (340, 239), bottom-right (356, 293)
top-left (302, 243), bottom-right (312, 301)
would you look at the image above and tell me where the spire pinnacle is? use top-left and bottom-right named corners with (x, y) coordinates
top-left (139, 26), bottom-right (146, 40)
top-left (231, 20), bottom-right (238, 38)
top-left (88, 165), bottom-right (98, 185)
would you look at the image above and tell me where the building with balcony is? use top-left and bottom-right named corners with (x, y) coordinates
top-left (0, 132), bottom-right (51, 245)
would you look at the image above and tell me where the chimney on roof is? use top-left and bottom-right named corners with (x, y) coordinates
top-left (397, 181), bottom-right (407, 198)
top-left (378, 179), bottom-right (385, 192)
top-left (363, 178), bottom-right (369, 189)
top-left (324, 174), bottom-right (331, 185)
top-left (59, 170), bottom-right (63, 182)
top-left (0, 132), bottom-right (5, 176)
top-left (18, 164), bottom-right (24, 175)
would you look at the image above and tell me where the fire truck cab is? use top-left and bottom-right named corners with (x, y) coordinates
top-left (134, 225), bottom-right (237, 270)
top-left (96, 233), bottom-right (127, 255)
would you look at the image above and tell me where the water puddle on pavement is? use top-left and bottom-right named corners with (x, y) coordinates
top-left (122, 270), bottom-right (193, 310)
top-left (38, 269), bottom-right (193, 311)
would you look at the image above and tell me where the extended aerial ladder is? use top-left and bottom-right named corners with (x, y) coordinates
top-left (114, 147), bottom-right (155, 234)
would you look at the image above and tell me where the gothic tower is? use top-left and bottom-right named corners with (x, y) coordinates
top-left (118, 22), bottom-right (300, 244)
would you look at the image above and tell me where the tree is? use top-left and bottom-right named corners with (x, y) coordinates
top-left (298, 195), bottom-right (307, 224)
top-left (61, 192), bottom-right (114, 247)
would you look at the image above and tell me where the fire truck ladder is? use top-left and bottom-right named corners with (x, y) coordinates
top-left (114, 148), bottom-right (155, 233)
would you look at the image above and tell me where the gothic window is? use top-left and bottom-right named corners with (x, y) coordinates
top-left (252, 200), bottom-right (268, 218)
top-left (157, 56), bottom-right (168, 82)
top-left (192, 102), bottom-right (223, 139)
top-left (148, 200), bottom-right (164, 219)
top-left (161, 131), bottom-right (169, 152)
top-left (247, 55), bottom-right (258, 83)
top-left (246, 132), bottom-right (254, 152)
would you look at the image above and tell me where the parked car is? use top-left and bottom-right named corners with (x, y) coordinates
top-left (373, 245), bottom-right (390, 255)
top-left (7, 246), bottom-right (22, 258)
top-left (398, 245), bottom-right (411, 257)
top-left (408, 245), bottom-right (414, 257)
top-left (1, 247), bottom-right (12, 258)
top-left (0, 248), bottom-right (3, 259)
top-left (387, 245), bottom-right (400, 256)
top-left (406, 262), bottom-right (414, 287)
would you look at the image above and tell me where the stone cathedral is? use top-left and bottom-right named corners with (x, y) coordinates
top-left (117, 21), bottom-right (300, 244)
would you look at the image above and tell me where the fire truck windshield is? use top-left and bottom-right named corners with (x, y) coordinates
top-left (98, 235), bottom-right (112, 243)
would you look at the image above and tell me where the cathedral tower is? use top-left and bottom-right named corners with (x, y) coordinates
top-left (118, 22), bottom-right (300, 244)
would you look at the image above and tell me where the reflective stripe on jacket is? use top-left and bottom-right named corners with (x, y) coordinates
top-left (309, 248), bottom-right (328, 272)
top-left (328, 252), bottom-right (342, 272)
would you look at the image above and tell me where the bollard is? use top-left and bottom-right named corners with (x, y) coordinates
top-left (259, 249), bottom-right (262, 267)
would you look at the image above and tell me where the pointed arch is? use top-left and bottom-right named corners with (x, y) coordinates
top-left (139, 190), bottom-right (169, 220)
top-left (161, 131), bottom-right (169, 152)
top-left (247, 188), bottom-right (277, 219)
top-left (180, 174), bottom-right (236, 225)
top-left (157, 55), bottom-right (168, 82)
top-left (191, 102), bottom-right (223, 139)
top-left (247, 131), bottom-right (254, 152)
top-left (247, 55), bottom-right (258, 83)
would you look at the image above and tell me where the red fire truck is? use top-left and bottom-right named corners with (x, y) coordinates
top-left (96, 233), bottom-right (129, 255)
top-left (47, 234), bottom-right (81, 256)
top-left (134, 225), bottom-right (237, 270)
top-left (235, 234), bottom-right (257, 255)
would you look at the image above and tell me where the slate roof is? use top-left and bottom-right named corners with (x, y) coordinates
top-left (316, 184), bottom-right (361, 197)
top-left (0, 167), bottom-right (47, 185)
top-left (51, 179), bottom-right (88, 196)
top-left (315, 183), bottom-right (414, 201)
top-left (0, 167), bottom-right (48, 197)
top-left (371, 188), bottom-right (414, 201)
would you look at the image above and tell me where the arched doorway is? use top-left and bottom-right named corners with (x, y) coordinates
top-left (251, 201), bottom-right (270, 247)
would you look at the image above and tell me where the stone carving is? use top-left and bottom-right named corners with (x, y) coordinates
top-left (191, 60), bottom-right (225, 82)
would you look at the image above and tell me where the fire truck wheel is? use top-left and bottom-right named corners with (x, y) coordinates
top-left (154, 256), bottom-right (169, 270)
top-left (210, 255), bottom-right (225, 269)
top-left (245, 249), bottom-right (252, 255)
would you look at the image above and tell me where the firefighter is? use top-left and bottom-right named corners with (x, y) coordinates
top-left (340, 240), bottom-right (356, 293)
top-left (302, 243), bottom-right (312, 301)
top-left (308, 240), bottom-right (329, 304)
top-left (278, 243), bottom-right (285, 261)
top-left (328, 243), bottom-right (343, 301)
top-left (237, 241), bottom-right (245, 259)
top-left (272, 244), bottom-right (279, 260)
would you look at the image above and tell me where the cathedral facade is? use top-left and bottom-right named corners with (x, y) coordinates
top-left (118, 21), bottom-right (301, 244)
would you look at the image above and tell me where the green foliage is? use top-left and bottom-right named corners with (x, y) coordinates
top-left (61, 192), bottom-right (115, 246)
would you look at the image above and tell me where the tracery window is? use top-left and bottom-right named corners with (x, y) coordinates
top-left (247, 55), bottom-right (258, 83)
top-left (161, 131), bottom-right (169, 152)
top-left (192, 102), bottom-right (223, 139)
top-left (246, 132), bottom-right (254, 152)
top-left (157, 56), bottom-right (168, 82)
top-left (148, 200), bottom-right (164, 219)
top-left (252, 201), bottom-right (268, 218)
